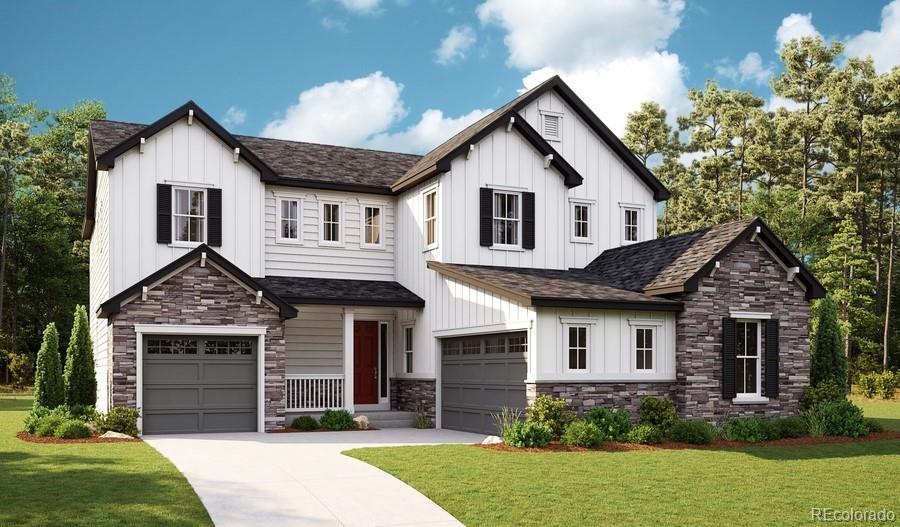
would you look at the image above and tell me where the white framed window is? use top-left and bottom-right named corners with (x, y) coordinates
top-left (361, 203), bottom-right (383, 249)
top-left (493, 191), bottom-right (521, 248)
top-left (403, 325), bottom-right (414, 374)
top-left (276, 197), bottom-right (302, 244)
top-left (620, 204), bottom-right (643, 243)
top-left (570, 200), bottom-right (592, 242)
top-left (173, 187), bottom-right (206, 244)
top-left (634, 326), bottom-right (655, 371)
top-left (735, 320), bottom-right (762, 398)
top-left (423, 187), bottom-right (438, 250)
top-left (319, 200), bottom-right (343, 246)
top-left (541, 111), bottom-right (562, 142)
top-left (567, 325), bottom-right (588, 371)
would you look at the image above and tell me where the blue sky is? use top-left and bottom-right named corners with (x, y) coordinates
top-left (1, 0), bottom-right (897, 153)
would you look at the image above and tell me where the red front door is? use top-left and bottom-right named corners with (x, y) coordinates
top-left (353, 321), bottom-right (379, 405)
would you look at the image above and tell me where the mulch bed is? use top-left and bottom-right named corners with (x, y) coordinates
top-left (271, 426), bottom-right (378, 433)
top-left (476, 431), bottom-right (900, 453)
top-left (16, 432), bottom-right (141, 444)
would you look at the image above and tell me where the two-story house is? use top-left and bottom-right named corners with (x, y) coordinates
top-left (84, 76), bottom-right (824, 435)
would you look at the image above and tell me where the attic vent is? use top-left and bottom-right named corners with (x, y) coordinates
top-left (542, 113), bottom-right (561, 141)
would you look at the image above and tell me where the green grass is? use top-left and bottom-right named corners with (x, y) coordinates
top-left (852, 395), bottom-right (900, 431)
top-left (0, 394), bottom-right (212, 527)
top-left (348, 401), bottom-right (900, 527)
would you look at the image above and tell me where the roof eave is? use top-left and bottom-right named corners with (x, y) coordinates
top-left (531, 297), bottom-right (684, 312)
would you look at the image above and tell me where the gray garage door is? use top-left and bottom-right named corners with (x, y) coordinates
top-left (441, 331), bottom-right (527, 435)
top-left (142, 336), bottom-right (257, 434)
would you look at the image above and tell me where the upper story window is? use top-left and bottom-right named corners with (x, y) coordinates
top-left (493, 191), bottom-right (520, 247)
top-left (634, 326), bottom-right (654, 371)
top-left (571, 200), bottom-right (592, 242)
top-left (622, 206), bottom-right (642, 243)
top-left (320, 201), bottom-right (343, 246)
top-left (173, 187), bottom-right (206, 243)
top-left (362, 204), bottom-right (383, 248)
top-left (404, 325), bottom-right (414, 374)
top-left (277, 198), bottom-right (301, 243)
top-left (541, 111), bottom-right (562, 142)
top-left (423, 187), bottom-right (438, 250)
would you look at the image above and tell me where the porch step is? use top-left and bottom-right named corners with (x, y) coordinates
top-left (356, 410), bottom-right (417, 429)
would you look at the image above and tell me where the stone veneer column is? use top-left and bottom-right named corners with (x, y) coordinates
top-left (390, 379), bottom-right (436, 422)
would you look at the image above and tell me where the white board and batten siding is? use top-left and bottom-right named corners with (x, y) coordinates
top-left (532, 309), bottom-right (676, 382)
top-left (90, 168), bottom-right (111, 412)
top-left (263, 186), bottom-right (395, 280)
top-left (105, 119), bottom-right (265, 297)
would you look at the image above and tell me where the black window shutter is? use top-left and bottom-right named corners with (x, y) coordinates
top-left (207, 188), bottom-right (222, 247)
top-left (722, 317), bottom-right (737, 399)
top-left (522, 191), bottom-right (535, 250)
top-left (479, 187), bottom-right (493, 247)
top-left (156, 184), bottom-right (172, 244)
top-left (764, 319), bottom-right (779, 398)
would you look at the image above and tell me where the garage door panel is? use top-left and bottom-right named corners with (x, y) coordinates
top-left (145, 362), bottom-right (201, 382)
top-left (143, 387), bottom-right (200, 409)
top-left (202, 411), bottom-right (257, 432)
top-left (201, 362), bottom-right (256, 382)
top-left (142, 412), bottom-right (201, 435)
top-left (202, 386), bottom-right (256, 408)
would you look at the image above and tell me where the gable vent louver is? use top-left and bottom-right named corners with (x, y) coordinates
top-left (543, 114), bottom-right (560, 140)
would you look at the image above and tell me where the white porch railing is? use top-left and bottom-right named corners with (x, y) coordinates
top-left (285, 374), bottom-right (345, 411)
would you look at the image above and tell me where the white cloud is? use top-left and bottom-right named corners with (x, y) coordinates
top-left (261, 72), bottom-right (493, 154)
top-left (715, 52), bottom-right (774, 85)
top-left (765, 95), bottom-right (804, 112)
top-left (775, 13), bottom-right (821, 49)
top-left (320, 16), bottom-right (348, 32)
top-left (435, 25), bottom-right (477, 65)
top-left (336, 0), bottom-right (380, 14)
top-left (844, 0), bottom-right (900, 73)
top-left (221, 106), bottom-right (247, 128)
top-left (478, 0), bottom-right (688, 135)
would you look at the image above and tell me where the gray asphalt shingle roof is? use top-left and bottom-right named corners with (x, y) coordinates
top-left (257, 276), bottom-right (424, 307)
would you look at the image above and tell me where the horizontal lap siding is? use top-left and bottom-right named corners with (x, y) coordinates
top-left (284, 306), bottom-right (344, 375)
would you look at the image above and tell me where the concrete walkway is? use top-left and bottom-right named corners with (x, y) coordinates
top-left (145, 428), bottom-right (486, 527)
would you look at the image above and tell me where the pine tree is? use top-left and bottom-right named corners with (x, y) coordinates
top-left (810, 296), bottom-right (848, 388)
top-left (64, 305), bottom-right (96, 406)
top-left (33, 322), bottom-right (64, 408)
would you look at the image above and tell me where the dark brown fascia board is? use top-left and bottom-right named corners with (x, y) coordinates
top-left (82, 136), bottom-right (97, 239)
top-left (281, 296), bottom-right (425, 308)
top-left (531, 297), bottom-right (684, 312)
top-left (98, 244), bottom-right (298, 320)
top-left (681, 218), bottom-right (826, 300)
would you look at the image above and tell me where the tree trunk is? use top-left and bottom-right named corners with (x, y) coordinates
top-left (885, 183), bottom-right (896, 372)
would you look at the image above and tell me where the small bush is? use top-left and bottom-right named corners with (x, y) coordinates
top-left (54, 419), bottom-right (91, 439)
top-left (414, 411), bottom-right (433, 429)
top-left (503, 421), bottom-right (552, 448)
top-left (858, 371), bottom-right (897, 399)
top-left (35, 414), bottom-right (69, 437)
top-left (625, 424), bottom-right (662, 445)
top-left (291, 415), bottom-right (319, 431)
top-left (758, 418), bottom-right (781, 441)
top-left (800, 380), bottom-right (845, 409)
top-left (561, 420), bottom-right (603, 447)
top-left (8, 352), bottom-right (34, 388)
top-left (585, 407), bottom-right (632, 441)
top-left (637, 396), bottom-right (678, 434)
top-left (865, 418), bottom-right (885, 433)
top-left (99, 407), bottom-right (140, 436)
top-left (68, 404), bottom-right (99, 423)
top-left (526, 396), bottom-right (574, 439)
top-left (722, 417), bottom-right (768, 442)
top-left (491, 406), bottom-right (523, 437)
top-left (803, 399), bottom-right (868, 438)
top-left (319, 409), bottom-right (354, 431)
top-left (23, 406), bottom-right (52, 434)
top-left (773, 416), bottom-right (808, 439)
top-left (668, 420), bottom-right (716, 444)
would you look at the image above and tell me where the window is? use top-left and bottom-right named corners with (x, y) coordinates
top-left (423, 188), bottom-right (437, 249)
top-left (404, 326), bottom-right (414, 374)
top-left (572, 202), bottom-right (590, 241)
top-left (173, 188), bottom-right (206, 243)
top-left (204, 339), bottom-right (253, 355)
top-left (542, 112), bottom-right (561, 141)
top-left (624, 208), bottom-right (640, 243)
top-left (567, 326), bottom-right (587, 370)
top-left (736, 320), bottom-right (761, 397)
top-left (277, 198), bottom-right (301, 243)
top-left (146, 338), bottom-right (198, 355)
top-left (363, 205), bottom-right (382, 247)
top-left (440, 332), bottom-right (528, 357)
top-left (320, 201), bottom-right (342, 245)
top-left (635, 327), bottom-right (654, 370)
top-left (493, 191), bottom-right (520, 247)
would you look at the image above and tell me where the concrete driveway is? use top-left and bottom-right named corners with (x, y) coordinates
top-left (144, 428), bottom-right (486, 527)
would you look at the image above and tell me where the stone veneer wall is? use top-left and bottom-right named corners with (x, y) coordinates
top-left (673, 240), bottom-right (810, 421)
top-left (390, 379), bottom-right (436, 422)
top-left (109, 262), bottom-right (287, 431)
top-left (527, 382), bottom-right (677, 418)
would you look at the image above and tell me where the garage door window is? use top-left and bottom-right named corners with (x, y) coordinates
top-left (205, 339), bottom-right (253, 355)
top-left (146, 338), bottom-right (198, 355)
top-left (441, 332), bottom-right (528, 356)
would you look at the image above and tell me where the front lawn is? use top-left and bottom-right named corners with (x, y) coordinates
top-left (348, 402), bottom-right (900, 527)
top-left (0, 393), bottom-right (212, 527)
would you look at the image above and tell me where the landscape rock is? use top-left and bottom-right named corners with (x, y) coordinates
top-left (353, 415), bottom-right (369, 430)
top-left (100, 431), bottom-right (133, 439)
top-left (482, 435), bottom-right (503, 445)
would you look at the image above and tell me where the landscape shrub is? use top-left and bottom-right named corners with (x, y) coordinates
top-left (23, 406), bottom-right (53, 434)
top-left (858, 371), bottom-right (897, 399)
top-left (8, 352), bottom-right (34, 388)
top-left (34, 322), bottom-right (64, 408)
top-left (67, 404), bottom-right (99, 423)
top-left (637, 396), bottom-right (677, 434)
top-left (99, 407), bottom-right (140, 436)
top-left (721, 417), bottom-right (768, 442)
top-left (865, 418), bottom-right (885, 433)
top-left (491, 406), bottom-right (523, 437)
top-left (772, 416), bottom-right (808, 439)
top-left (291, 416), bottom-right (318, 431)
top-left (319, 409), bottom-right (354, 431)
top-left (64, 305), bottom-right (97, 407)
top-left (667, 419), bottom-right (716, 444)
top-left (803, 399), bottom-right (868, 438)
top-left (54, 419), bottom-right (91, 439)
top-left (758, 418), bottom-right (781, 441)
top-left (526, 396), bottom-right (574, 439)
top-left (810, 296), bottom-right (848, 389)
top-left (800, 380), bottom-right (845, 409)
top-left (35, 413), bottom-right (69, 437)
top-left (414, 411), bottom-right (433, 429)
top-left (503, 421), bottom-right (552, 448)
top-left (561, 420), bottom-right (603, 447)
top-left (624, 424), bottom-right (662, 445)
top-left (585, 407), bottom-right (632, 441)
